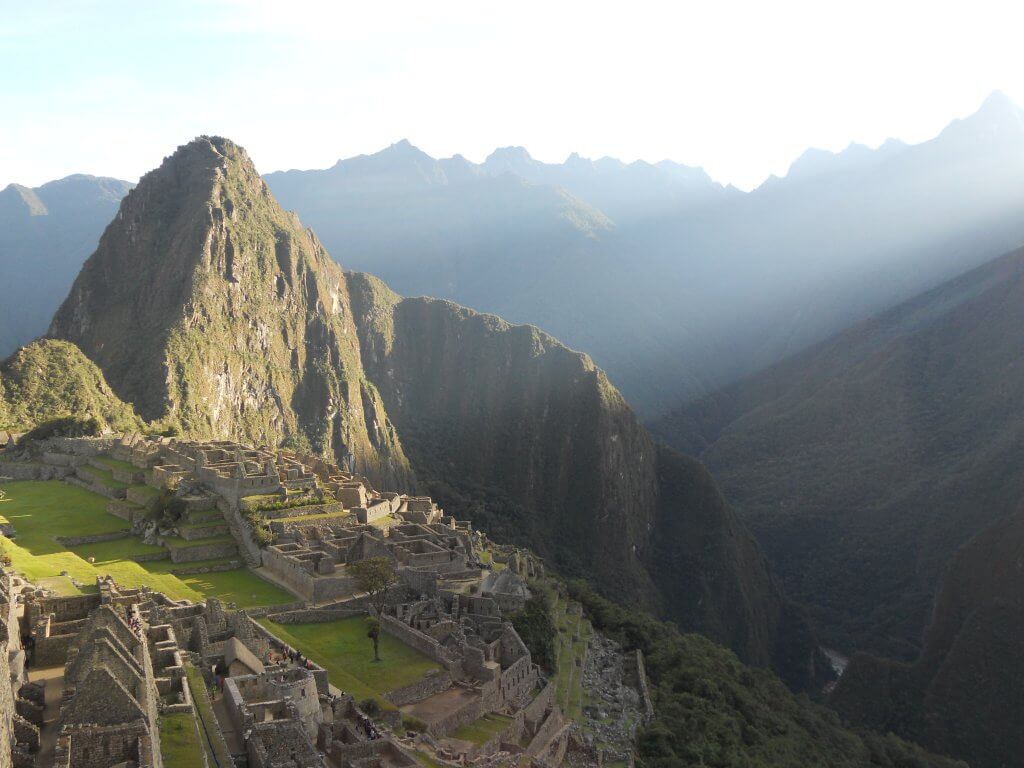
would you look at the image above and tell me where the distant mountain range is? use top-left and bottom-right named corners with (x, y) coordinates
top-left (5, 93), bottom-right (1024, 422)
top-left (0, 175), bottom-right (133, 354)
top-left (264, 90), bottom-right (1024, 416)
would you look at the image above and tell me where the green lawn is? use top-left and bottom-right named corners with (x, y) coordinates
top-left (274, 509), bottom-right (352, 525)
top-left (552, 594), bottom-right (591, 720)
top-left (130, 483), bottom-right (159, 500)
top-left (159, 712), bottom-right (205, 768)
top-left (451, 713), bottom-right (513, 744)
top-left (0, 480), bottom-right (292, 608)
top-left (260, 616), bottom-right (441, 709)
top-left (93, 456), bottom-right (138, 473)
top-left (185, 666), bottom-right (234, 768)
top-left (161, 533), bottom-right (235, 550)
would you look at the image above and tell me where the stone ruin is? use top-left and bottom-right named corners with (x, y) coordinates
top-left (0, 433), bottom-right (586, 766)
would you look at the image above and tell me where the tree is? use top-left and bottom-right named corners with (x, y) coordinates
top-left (366, 617), bottom-right (382, 663)
top-left (348, 556), bottom-right (398, 661)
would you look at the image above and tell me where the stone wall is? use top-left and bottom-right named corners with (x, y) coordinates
top-left (385, 669), bottom-right (452, 706)
top-left (106, 500), bottom-right (143, 523)
top-left (627, 649), bottom-right (655, 723)
top-left (33, 632), bottom-right (75, 667)
top-left (0, 640), bottom-right (15, 768)
top-left (129, 551), bottom-right (171, 563)
top-left (261, 547), bottom-right (358, 603)
top-left (260, 501), bottom-right (345, 520)
top-left (264, 606), bottom-right (365, 624)
top-left (167, 540), bottom-right (238, 563)
top-left (126, 486), bottom-right (159, 508)
top-left (39, 437), bottom-right (116, 455)
top-left (0, 462), bottom-right (51, 481)
top-left (28, 594), bottom-right (101, 624)
top-left (170, 560), bottom-right (242, 576)
top-left (220, 499), bottom-right (264, 567)
top-left (426, 691), bottom-right (487, 738)
top-left (56, 530), bottom-right (131, 547)
top-left (380, 616), bottom-right (459, 671)
top-left (328, 739), bottom-right (417, 766)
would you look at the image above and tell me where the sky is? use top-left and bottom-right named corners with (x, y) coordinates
top-left (1, 0), bottom-right (1023, 191)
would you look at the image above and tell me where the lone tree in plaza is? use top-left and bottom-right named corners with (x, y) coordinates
top-left (349, 556), bottom-right (398, 661)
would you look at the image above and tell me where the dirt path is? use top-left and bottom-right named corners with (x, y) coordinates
top-left (29, 666), bottom-right (64, 768)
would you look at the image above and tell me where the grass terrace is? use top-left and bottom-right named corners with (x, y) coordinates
top-left (161, 533), bottom-right (235, 550)
top-left (259, 616), bottom-right (442, 710)
top-left (450, 713), bottom-right (513, 745)
top-left (92, 456), bottom-right (139, 473)
top-left (159, 712), bottom-right (206, 768)
top-left (78, 465), bottom-right (129, 489)
top-left (552, 594), bottom-right (592, 720)
top-left (0, 480), bottom-right (292, 608)
top-left (185, 665), bottom-right (234, 768)
top-left (273, 508), bottom-right (352, 525)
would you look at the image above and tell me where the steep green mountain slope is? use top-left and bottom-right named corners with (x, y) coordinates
top-left (45, 137), bottom-right (814, 683)
top-left (831, 506), bottom-right (1024, 768)
top-left (655, 242), bottom-right (1024, 659)
top-left (568, 580), bottom-right (966, 768)
top-left (0, 339), bottom-right (142, 433)
top-left (49, 137), bottom-right (412, 488)
top-left (0, 174), bottom-right (133, 357)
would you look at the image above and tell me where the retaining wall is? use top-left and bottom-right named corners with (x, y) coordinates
top-left (385, 669), bottom-right (452, 706)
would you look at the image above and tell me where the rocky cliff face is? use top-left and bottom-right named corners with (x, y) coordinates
top-left (46, 137), bottom-right (813, 682)
top-left (348, 274), bottom-right (814, 680)
top-left (49, 137), bottom-right (412, 488)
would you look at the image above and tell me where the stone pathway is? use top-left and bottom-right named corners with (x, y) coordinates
top-left (211, 693), bottom-right (244, 754)
top-left (29, 666), bottom-right (64, 768)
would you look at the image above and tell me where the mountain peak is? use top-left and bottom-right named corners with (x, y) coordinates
top-left (939, 90), bottom-right (1024, 143)
top-left (483, 146), bottom-right (536, 172)
top-left (978, 89), bottom-right (1017, 114)
top-left (380, 138), bottom-right (424, 155)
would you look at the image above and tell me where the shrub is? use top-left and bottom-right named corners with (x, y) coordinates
top-left (242, 508), bottom-right (275, 546)
top-left (402, 714), bottom-right (426, 733)
top-left (510, 591), bottom-right (557, 672)
top-left (153, 489), bottom-right (188, 527)
top-left (22, 415), bottom-right (102, 441)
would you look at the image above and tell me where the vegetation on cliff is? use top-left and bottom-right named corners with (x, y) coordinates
top-left (567, 581), bottom-right (966, 768)
top-left (831, 506), bottom-right (1024, 768)
top-left (0, 339), bottom-right (142, 433)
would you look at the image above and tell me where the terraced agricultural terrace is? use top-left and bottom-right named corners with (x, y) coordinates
top-left (0, 479), bottom-right (290, 607)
